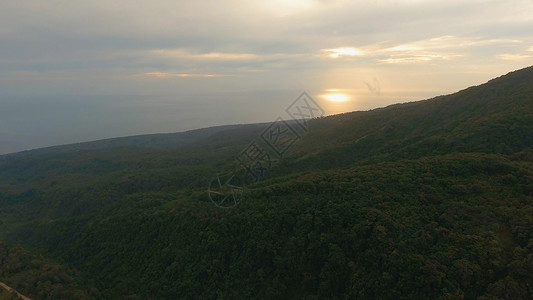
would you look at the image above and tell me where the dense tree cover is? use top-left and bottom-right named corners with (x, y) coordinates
top-left (9, 154), bottom-right (527, 299)
top-left (0, 67), bottom-right (532, 299)
top-left (0, 242), bottom-right (91, 299)
top-left (0, 290), bottom-right (18, 300)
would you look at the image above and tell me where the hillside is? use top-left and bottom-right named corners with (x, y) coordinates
top-left (0, 66), bottom-right (532, 299)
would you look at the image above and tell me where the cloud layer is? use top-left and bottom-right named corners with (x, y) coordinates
top-left (1, 1), bottom-right (532, 92)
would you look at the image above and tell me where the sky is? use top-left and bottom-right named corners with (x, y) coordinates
top-left (1, 0), bottom-right (532, 154)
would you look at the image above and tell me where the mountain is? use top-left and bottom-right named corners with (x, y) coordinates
top-left (0, 66), bottom-right (532, 299)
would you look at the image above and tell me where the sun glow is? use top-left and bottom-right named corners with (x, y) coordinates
top-left (318, 88), bottom-right (357, 115)
top-left (325, 94), bottom-right (348, 102)
top-left (323, 91), bottom-right (349, 102)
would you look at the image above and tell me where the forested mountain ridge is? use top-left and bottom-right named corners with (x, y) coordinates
top-left (283, 66), bottom-right (533, 171)
top-left (0, 66), bottom-right (532, 299)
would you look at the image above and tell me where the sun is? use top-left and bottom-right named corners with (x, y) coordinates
top-left (323, 91), bottom-right (349, 102)
top-left (324, 94), bottom-right (348, 102)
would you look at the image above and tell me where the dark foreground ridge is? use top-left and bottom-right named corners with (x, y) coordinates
top-left (0, 66), bottom-right (532, 299)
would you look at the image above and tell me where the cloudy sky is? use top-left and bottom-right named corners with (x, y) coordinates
top-left (1, 0), bottom-right (532, 154)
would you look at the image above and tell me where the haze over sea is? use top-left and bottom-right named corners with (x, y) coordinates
top-left (0, 88), bottom-right (445, 155)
